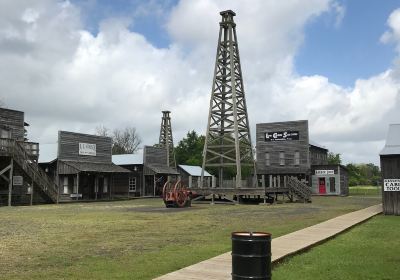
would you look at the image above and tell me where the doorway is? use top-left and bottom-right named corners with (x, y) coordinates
top-left (318, 177), bottom-right (326, 194)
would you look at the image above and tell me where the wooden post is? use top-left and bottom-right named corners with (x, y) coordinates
top-left (261, 175), bottom-right (265, 188)
top-left (8, 159), bottom-right (13, 207)
top-left (284, 175), bottom-right (287, 188)
top-left (30, 175), bottom-right (34, 206)
top-left (77, 173), bottom-right (80, 201)
top-left (278, 175), bottom-right (281, 188)
top-left (95, 175), bottom-right (98, 200)
top-left (189, 175), bottom-right (192, 188)
top-left (153, 175), bottom-right (156, 196)
top-left (212, 176), bottom-right (216, 188)
top-left (269, 175), bottom-right (272, 188)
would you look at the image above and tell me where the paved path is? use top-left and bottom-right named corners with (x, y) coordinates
top-left (154, 204), bottom-right (382, 280)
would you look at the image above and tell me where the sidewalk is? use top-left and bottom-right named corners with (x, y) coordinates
top-left (154, 204), bottom-right (382, 280)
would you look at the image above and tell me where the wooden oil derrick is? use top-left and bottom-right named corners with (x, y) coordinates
top-left (159, 110), bottom-right (176, 168)
top-left (201, 10), bottom-right (256, 189)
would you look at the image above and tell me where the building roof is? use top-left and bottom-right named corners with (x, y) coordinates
top-left (112, 150), bottom-right (143, 165)
top-left (380, 124), bottom-right (400, 155)
top-left (62, 160), bottom-right (130, 173)
top-left (309, 140), bottom-right (327, 151)
top-left (146, 164), bottom-right (179, 175)
top-left (178, 165), bottom-right (212, 177)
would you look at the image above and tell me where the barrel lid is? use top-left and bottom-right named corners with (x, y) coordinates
top-left (232, 231), bottom-right (271, 237)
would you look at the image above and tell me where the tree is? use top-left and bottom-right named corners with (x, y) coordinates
top-left (328, 152), bottom-right (342, 165)
top-left (175, 130), bottom-right (205, 166)
top-left (95, 125), bottom-right (141, 154)
top-left (345, 163), bottom-right (381, 186)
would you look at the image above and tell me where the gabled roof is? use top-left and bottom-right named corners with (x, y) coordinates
top-left (112, 150), bottom-right (143, 165)
top-left (309, 140), bottom-right (327, 151)
top-left (380, 124), bottom-right (400, 155)
top-left (178, 165), bottom-right (212, 177)
top-left (146, 164), bottom-right (179, 175)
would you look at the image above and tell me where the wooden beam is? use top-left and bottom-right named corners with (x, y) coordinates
top-left (0, 164), bottom-right (11, 176)
top-left (8, 158), bottom-right (13, 206)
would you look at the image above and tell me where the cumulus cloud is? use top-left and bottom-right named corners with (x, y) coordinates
top-left (0, 0), bottom-right (399, 165)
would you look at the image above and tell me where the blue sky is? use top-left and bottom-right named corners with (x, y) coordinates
top-left (296, 0), bottom-right (400, 86)
top-left (72, 0), bottom-right (399, 87)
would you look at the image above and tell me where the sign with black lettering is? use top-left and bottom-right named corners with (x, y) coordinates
top-left (79, 143), bottom-right (96, 156)
top-left (384, 179), bottom-right (400, 191)
top-left (265, 131), bottom-right (299, 141)
top-left (13, 176), bottom-right (23, 186)
top-left (315, 170), bottom-right (335, 175)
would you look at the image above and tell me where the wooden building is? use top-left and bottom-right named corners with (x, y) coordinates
top-left (112, 146), bottom-right (179, 197)
top-left (380, 124), bottom-right (400, 215)
top-left (40, 131), bottom-right (130, 202)
top-left (177, 164), bottom-right (212, 188)
top-left (0, 107), bottom-right (56, 206)
top-left (256, 120), bottom-right (348, 198)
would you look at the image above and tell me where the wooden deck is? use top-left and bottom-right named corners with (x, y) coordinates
top-left (153, 204), bottom-right (382, 280)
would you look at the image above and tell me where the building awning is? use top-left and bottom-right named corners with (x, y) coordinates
top-left (146, 164), bottom-right (179, 175)
top-left (63, 161), bottom-right (131, 173)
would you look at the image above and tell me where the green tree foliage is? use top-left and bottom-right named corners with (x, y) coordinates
top-left (328, 152), bottom-right (342, 165)
top-left (175, 130), bottom-right (205, 166)
top-left (346, 163), bottom-right (381, 186)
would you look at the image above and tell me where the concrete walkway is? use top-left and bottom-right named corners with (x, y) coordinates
top-left (154, 204), bottom-right (382, 280)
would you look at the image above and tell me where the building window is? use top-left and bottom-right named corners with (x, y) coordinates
top-left (129, 177), bottom-right (136, 192)
top-left (265, 152), bottom-right (270, 166)
top-left (63, 176), bottom-right (69, 194)
top-left (103, 177), bottom-right (108, 193)
top-left (294, 151), bottom-right (300, 165)
top-left (279, 152), bottom-right (285, 166)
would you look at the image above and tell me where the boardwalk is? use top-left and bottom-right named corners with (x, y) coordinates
top-left (154, 204), bottom-right (382, 280)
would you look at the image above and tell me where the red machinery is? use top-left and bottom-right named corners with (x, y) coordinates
top-left (162, 180), bottom-right (192, 208)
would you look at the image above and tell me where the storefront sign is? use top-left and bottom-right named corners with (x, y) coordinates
top-left (265, 131), bottom-right (299, 141)
top-left (384, 179), bottom-right (400, 191)
top-left (79, 143), bottom-right (96, 156)
top-left (70, 193), bottom-right (82, 198)
top-left (13, 176), bottom-right (23, 186)
top-left (315, 170), bottom-right (335, 175)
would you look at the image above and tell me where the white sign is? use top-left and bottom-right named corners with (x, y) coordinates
top-left (13, 176), bottom-right (23, 186)
top-left (79, 143), bottom-right (96, 156)
top-left (70, 193), bottom-right (83, 198)
top-left (315, 170), bottom-right (335, 175)
top-left (384, 179), bottom-right (400, 191)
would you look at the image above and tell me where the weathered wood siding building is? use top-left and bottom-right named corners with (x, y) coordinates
top-left (380, 124), bottom-right (400, 215)
top-left (40, 131), bottom-right (130, 202)
top-left (177, 165), bottom-right (212, 188)
top-left (0, 107), bottom-right (57, 206)
top-left (111, 146), bottom-right (179, 197)
top-left (256, 120), bottom-right (348, 196)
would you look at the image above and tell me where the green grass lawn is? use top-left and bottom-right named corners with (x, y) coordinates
top-left (0, 196), bottom-right (381, 280)
top-left (273, 215), bottom-right (400, 279)
top-left (349, 185), bottom-right (381, 196)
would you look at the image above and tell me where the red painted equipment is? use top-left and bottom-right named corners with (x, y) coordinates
top-left (162, 180), bottom-right (192, 208)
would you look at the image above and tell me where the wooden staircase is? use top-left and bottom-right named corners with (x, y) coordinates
top-left (287, 176), bottom-right (312, 202)
top-left (0, 138), bottom-right (58, 203)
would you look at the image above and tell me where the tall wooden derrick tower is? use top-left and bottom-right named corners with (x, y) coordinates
top-left (201, 10), bottom-right (256, 189)
top-left (159, 110), bottom-right (176, 168)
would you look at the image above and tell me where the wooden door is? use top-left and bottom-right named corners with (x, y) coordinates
top-left (319, 177), bottom-right (326, 194)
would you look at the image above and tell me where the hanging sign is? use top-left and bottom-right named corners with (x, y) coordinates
top-left (384, 179), bottom-right (400, 191)
top-left (265, 131), bottom-right (299, 141)
top-left (79, 143), bottom-right (96, 156)
top-left (315, 170), bottom-right (335, 175)
top-left (13, 176), bottom-right (23, 186)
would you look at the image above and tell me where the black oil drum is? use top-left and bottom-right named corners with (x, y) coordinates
top-left (231, 232), bottom-right (271, 280)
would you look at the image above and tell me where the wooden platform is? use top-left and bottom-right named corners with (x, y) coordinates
top-left (191, 187), bottom-right (288, 196)
top-left (153, 204), bottom-right (382, 280)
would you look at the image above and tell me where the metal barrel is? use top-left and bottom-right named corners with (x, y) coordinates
top-left (231, 232), bottom-right (271, 280)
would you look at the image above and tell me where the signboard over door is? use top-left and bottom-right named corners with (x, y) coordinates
top-left (265, 131), bottom-right (299, 141)
top-left (384, 179), bottom-right (400, 191)
top-left (79, 143), bottom-right (96, 156)
top-left (315, 170), bottom-right (335, 175)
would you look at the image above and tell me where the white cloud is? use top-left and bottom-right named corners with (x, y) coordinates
top-left (0, 0), bottom-right (399, 165)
